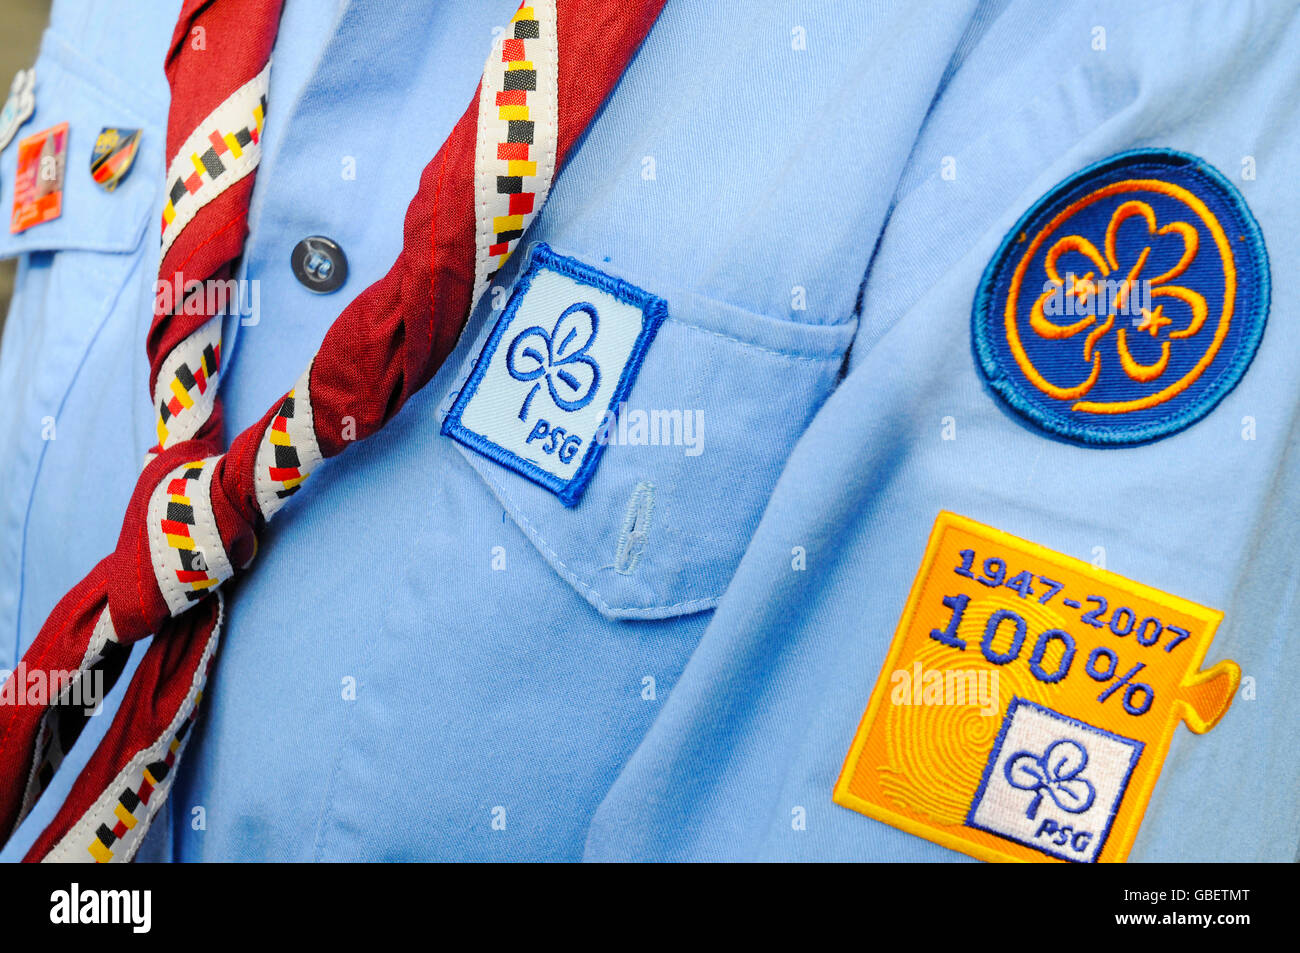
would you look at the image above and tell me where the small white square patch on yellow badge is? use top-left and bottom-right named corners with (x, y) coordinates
top-left (833, 511), bottom-right (1240, 863)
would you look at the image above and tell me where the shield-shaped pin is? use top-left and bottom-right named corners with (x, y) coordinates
top-left (90, 127), bottom-right (141, 192)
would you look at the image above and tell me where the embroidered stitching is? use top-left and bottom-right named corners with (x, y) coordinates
top-left (966, 698), bottom-right (1144, 863)
top-left (476, 462), bottom-right (718, 618)
top-left (151, 315), bottom-right (221, 451)
top-left (443, 243), bottom-right (668, 507)
top-left (972, 148), bottom-right (1270, 445)
top-left (472, 1), bottom-right (559, 305)
top-left (18, 607), bottom-right (124, 824)
top-left (254, 361), bottom-right (324, 520)
top-left (146, 457), bottom-right (234, 616)
top-left (672, 320), bottom-right (842, 364)
top-left (833, 511), bottom-right (1241, 864)
top-left (160, 63), bottom-right (270, 258)
top-left (614, 481), bottom-right (654, 575)
top-left (45, 595), bottom-right (222, 863)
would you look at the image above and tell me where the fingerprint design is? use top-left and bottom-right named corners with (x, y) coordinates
top-left (878, 593), bottom-right (1071, 827)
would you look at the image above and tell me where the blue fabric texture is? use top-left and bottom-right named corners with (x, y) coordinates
top-left (0, 0), bottom-right (1296, 862)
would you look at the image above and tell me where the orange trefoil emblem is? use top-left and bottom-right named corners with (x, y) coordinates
top-left (1030, 201), bottom-right (1207, 397)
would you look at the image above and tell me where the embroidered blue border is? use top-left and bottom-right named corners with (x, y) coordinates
top-left (441, 243), bottom-right (668, 507)
top-left (971, 148), bottom-right (1271, 446)
top-left (965, 696), bottom-right (1144, 863)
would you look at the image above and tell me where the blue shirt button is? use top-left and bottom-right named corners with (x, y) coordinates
top-left (290, 235), bottom-right (348, 293)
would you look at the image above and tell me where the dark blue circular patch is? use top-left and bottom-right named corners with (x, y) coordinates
top-left (972, 149), bottom-right (1269, 445)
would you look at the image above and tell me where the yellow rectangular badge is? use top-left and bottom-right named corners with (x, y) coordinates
top-left (833, 511), bottom-right (1239, 863)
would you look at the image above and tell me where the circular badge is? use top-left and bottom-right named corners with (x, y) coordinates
top-left (972, 149), bottom-right (1269, 445)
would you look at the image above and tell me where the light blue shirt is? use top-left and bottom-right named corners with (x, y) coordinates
top-left (0, 0), bottom-right (1295, 861)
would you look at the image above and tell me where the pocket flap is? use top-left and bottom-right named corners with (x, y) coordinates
top-left (0, 29), bottom-right (164, 259)
top-left (442, 246), bottom-right (855, 620)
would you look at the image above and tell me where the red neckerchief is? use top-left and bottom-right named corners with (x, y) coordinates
top-left (0, 0), bottom-right (665, 862)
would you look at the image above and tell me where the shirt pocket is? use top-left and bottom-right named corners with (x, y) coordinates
top-left (0, 28), bottom-right (162, 258)
top-left (441, 248), bottom-right (856, 621)
top-left (0, 27), bottom-right (164, 382)
top-left (0, 27), bottom-right (165, 658)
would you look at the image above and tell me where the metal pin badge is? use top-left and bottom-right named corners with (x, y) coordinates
top-left (90, 127), bottom-right (142, 192)
top-left (10, 121), bottom-right (67, 234)
top-left (0, 68), bottom-right (36, 154)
